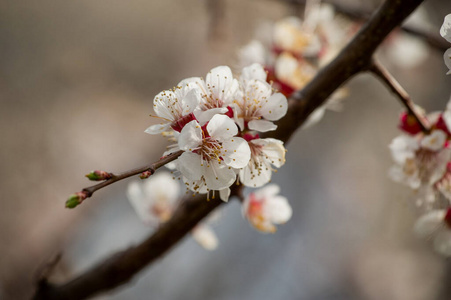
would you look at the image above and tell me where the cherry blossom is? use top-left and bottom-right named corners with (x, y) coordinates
top-left (232, 64), bottom-right (288, 132)
top-left (240, 136), bottom-right (286, 188)
top-left (127, 172), bottom-right (219, 250)
top-left (177, 114), bottom-right (251, 192)
top-left (242, 184), bottom-right (292, 233)
top-left (145, 79), bottom-right (201, 135)
top-left (414, 208), bottom-right (451, 256)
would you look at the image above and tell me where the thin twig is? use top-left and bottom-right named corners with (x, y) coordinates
top-left (33, 0), bottom-right (424, 298)
top-left (69, 150), bottom-right (183, 207)
top-left (369, 59), bottom-right (429, 133)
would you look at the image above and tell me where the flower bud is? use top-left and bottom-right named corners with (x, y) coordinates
top-left (140, 171), bottom-right (153, 179)
top-left (65, 191), bottom-right (88, 208)
top-left (398, 111), bottom-right (421, 135)
top-left (85, 170), bottom-right (112, 181)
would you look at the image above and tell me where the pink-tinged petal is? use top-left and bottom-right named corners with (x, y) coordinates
top-left (222, 137), bottom-right (251, 168)
top-left (266, 196), bottom-right (292, 224)
top-left (440, 14), bottom-right (451, 43)
top-left (178, 152), bottom-right (203, 181)
top-left (434, 230), bottom-right (451, 256)
top-left (178, 120), bottom-right (202, 151)
top-left (239, 162), bottom-right (272, 188)
top-left (194, 107), bottom-right (228, 125)
top-left (204, 160), bottom-right (236, 190)
top-left (207, 114), bottom-right (238, 140)
top-left (153, 90), bottom-right (177, 121)
top-left (241, 63), bottom-right (267, 87)
top-left (259, 93), bottom-right (288, 121)
top-left (219, 188), bottom-right (230, 202)
top-left (414, 210), bottom-right (446, 238)
top-left (253, 138), bottom-right (286, 168)
top-left (191, 225), bottom-right (218, 250)
top-left (248, 119), bottom-right (277, 132)
top-left (144, 123), bottom-right (171, 135)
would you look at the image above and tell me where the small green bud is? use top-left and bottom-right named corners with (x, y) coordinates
top-left (65, 191), bottom-right (87, 209)
top-left (85, 170), bottom-right (112, 181)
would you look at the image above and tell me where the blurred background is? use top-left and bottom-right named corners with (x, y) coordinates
top-left (1, 0), bottom-right (451, 299)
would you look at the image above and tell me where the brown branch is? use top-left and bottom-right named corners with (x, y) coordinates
top-left (33, 0), bottom-right (424, 298)
top-left (369, 59), bottom-right (430, 133)
top-left (67, 150), bottom-right (184, 208)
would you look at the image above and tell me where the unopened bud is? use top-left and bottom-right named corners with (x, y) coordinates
top-left (399, 111), bottom-right (421, 135)
top-left (66, 191), bottom-right (88, 208)
top-left (140, 170), bottom-right (153, 179)
top-left (85, 170), bottom-right (112, 181)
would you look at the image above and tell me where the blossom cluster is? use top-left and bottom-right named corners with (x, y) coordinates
top-left (238, 4), bottom-right (352, 127)
top-left (136, 63), bottom-right (293, 234)
top-left (145, 63), bottom-right (288, 199)
top-left (389, 102), bottom-right (451, 255)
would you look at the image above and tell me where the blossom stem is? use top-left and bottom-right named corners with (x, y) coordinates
top-left (369, 59), bottom-right (430, 133)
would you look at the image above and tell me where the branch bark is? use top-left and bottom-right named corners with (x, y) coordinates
top-left (369, 59), bottom-right (430, 132)
top-left (33, 0), bottom-right (424, 298)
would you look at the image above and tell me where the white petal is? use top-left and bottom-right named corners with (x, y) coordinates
top-left (194, 107), bottom-right (228, 125)
top-left (144, 123), bottom-right (171, 135)
top-left (153, 90), bottom-right (177, 121)
top-left (178, 152), bottom-right (203, 181)
top-left (191, 225), bottom-right (218, 250)
top-left (389, 135), bottom-right (419, 164)
top-left (240, 63), bottom-right (267, 87)
top-left (240, 162), bottom-right (272, 188)
top-left (204, 160), bottom-right (236, 190)
top-left (142, 172), bottom-right (180, 204)
top-left (266, 195), bottom-right (292, 224)
top-left (434, 230), bottom-right (451, 256)
top-left (302, 107), bottom-right (325, 129)
top-left (444, 48), bottom-right (451, 75)
top-left (239, 40), bottom-right (266, 67)
top-left (413, 210), bottom-right (446, 238)
top-left (222, 137), bottom-right (251, 168)
top-left (253, 138), bottom-right (286, 168)
top-left (254, 183), bottom-right (280, 198)
top-left (127, 182), bottom-right (156, 224)
top-left (206, 66), bottom-right (234, 101)
top-left (207, 114), bottom-right (238, 140)
top-left (259, 93), bottom-right (288, 121)
top-left (219, 188), bottom-right (231, 202)
top-left (248, 119), bottom-right (277, 132)
top-left (178, 120), bottom-right (202, 151)
top-left (440, 14), bottom-right (451, 43)
top-left (420, 130), bottom-right (446, 151)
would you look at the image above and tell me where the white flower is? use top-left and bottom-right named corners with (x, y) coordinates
top-left (239, 137), bottom-right (286, 188)
top-left (242, 184), bottom-right (292, 233)
top-left (127, 172), bottom-right (179, 224)
top-left (145, 80), bottom-right (201, 134)
top-left (239, 40), bottom-right (267, 68)
top-left (440, 14), bottom-right (451, 75)
top-left (232, 64), bottom-right (288, 132)
top-left (127, 172), bottom-right (220, 250)
top-left (188, 66), bottom-right (239, 124)
top-left (389, 134), bottom-right (419, 165)
top-left (177, 114), bottom-right (251, 192)
top-left (414, 209), bottom-right (451, 256)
